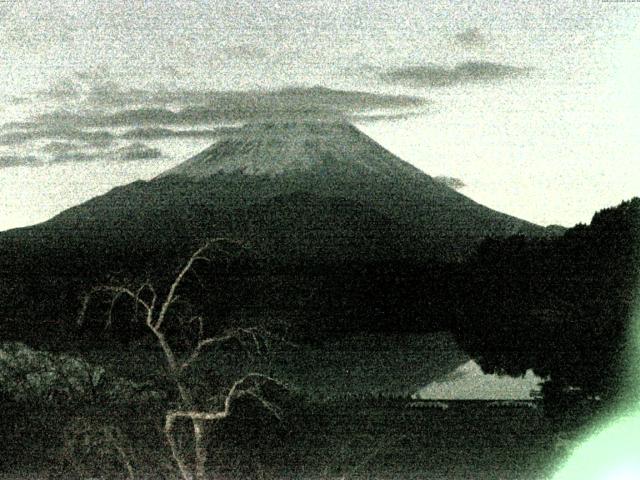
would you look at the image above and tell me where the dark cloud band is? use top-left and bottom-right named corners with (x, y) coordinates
top-left (0, 155), bottom-right (43, 168)
top-left (116, 143), bottom-right (162, 161)
top-left (3, 127), bottom-right (234, 145)
top-left (380, 62), bottom-right (530, 87)
top-left (26, 86), bottom-right (427, 125)
top-left (454, 28), bottom-right (488, 49)
top-left (0, 127), bottom-right (114, 146)
top-left (119, 127), bottom-right (238, 140)
top-left (0, 86), bottom-right (428, 169)
top-left (2, 142), bottom-right (162, 167)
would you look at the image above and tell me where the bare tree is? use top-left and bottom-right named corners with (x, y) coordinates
top-left (78, 239), bottom-right (285, 480)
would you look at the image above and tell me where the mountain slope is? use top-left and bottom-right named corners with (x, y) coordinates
top-left (32, 121), bottom-right (543, 261)
top-left (0, 120), bottom-right (548, 338)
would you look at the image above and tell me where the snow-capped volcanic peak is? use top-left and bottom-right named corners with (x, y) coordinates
top-left (158, 120), bottom-right (424, 178)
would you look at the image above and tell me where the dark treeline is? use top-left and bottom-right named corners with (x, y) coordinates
top-left (452, 198), bottom-right (640, 412)
top-left (0, 241), bottom-right (461, 345)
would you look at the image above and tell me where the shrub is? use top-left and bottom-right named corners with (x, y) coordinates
top-left (0, 342), bottom-right (165, 406)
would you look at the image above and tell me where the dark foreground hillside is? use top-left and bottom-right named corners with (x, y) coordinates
top-left (0, 339), bottom-right (587, 480)
top-left (2, 397), bottom-right (573, 480)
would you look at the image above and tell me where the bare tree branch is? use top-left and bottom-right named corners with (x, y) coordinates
top-left (102, 426), bottom-right (136, 480)
top-left (237, 327), bottom-right (262, 354)
top-left (77, 239), bottom-right (285, 480)
top-left (106, 290), bottom-right (124, 330)
top-left (166, 373), bottom-right (286, 424)
top-left (178, 325), bottom-right (290, 372)
top-left (155, 239), bottom-right (228, 331)
top-left (134, 281), bottom-right (157, 318)
top-left (78, 285), bottom-right (153, 328)
top-left (179, 326), bottom-right (266, 370)
top-left (237, 390), bottom-right (283, 421)
top-left (180, 332), bottom-right (236, 371)
top-left (163, 413), bottom-right (194, 480)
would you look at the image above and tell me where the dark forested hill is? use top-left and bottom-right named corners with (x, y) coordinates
top-left (452, 197), bottom-right (640, 411)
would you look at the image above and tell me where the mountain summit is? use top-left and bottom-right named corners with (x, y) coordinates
top-left (159, 121), bottom-right (423, 179)
top-left (148, 120), bottom-right (542, 259)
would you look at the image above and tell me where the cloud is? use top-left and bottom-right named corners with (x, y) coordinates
top-left (115, 143), bottom-right (162, 161)
top-left (348, 110), bottom-right (427, 123)
top-left (7, 125), bottom-right (230, 144)
top-left (119, 126), bottom-right (238, 140)
top-left (41, 141), bottom-right (109, 154)
top-left (380, 61), bottom-right (530, 87)
top-left (5, 95), bottom-right (30, 105)
top-left (434, 176), bottom-right (466, 190)
top-left (1, 140), bottom-right (162, 166)
top-left (35, 69), bottom-right (427, 110)
top-left (2, 84), bottom-right (427, 168)
top-left (160, 65), bottom-right (183, 77)
top-left (222, 43), bottom-right (272, 61)
top-left (0, 155), bottom-right (43, 168)
top-left (10, 86), bottom-right (428, 129)
top-left (454, 28), bottom-right (488, 49)
top-left (36, 72), bottom-right (171, 107)
top-left (41, 141), bottom-right (82, 154)
top-left (73, 68), bottom-right (110, 82)
top-left (45, 142), bottom-right (162, 164)
top-left (0, 150), bottom-right (106, 167)
top-left (50, 151), bottom-right (103, 164)
top-left (0, 127), bottom-right (115, 146)
top-left (46, 78), bottom-right (83, 100)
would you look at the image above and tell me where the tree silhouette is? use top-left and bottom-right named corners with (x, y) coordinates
top-left (78, 239), bottom-right (286, 480)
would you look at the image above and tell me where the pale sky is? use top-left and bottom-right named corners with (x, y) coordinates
top-left (0, 0), bottom-right (639, 230)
